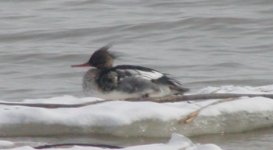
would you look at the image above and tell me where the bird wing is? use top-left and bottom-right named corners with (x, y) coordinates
top-left (113, 65), bottom-right (164, 81)
top-left (99, 65), bottom-right (189, 94)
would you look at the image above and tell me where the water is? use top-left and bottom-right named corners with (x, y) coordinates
top-left (0, 0), bottom-right (273, 149)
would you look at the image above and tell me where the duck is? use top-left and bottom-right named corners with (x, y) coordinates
top-left (71, 45), bottom-right (189, 99)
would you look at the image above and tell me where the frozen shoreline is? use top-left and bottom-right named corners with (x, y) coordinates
top-left (1, 85), bottom-right (273, 150)
top-left (0, 85), bottom-right (273, 138)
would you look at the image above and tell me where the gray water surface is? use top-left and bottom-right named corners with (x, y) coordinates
top-left (1, 0), bottom-right (273, 149)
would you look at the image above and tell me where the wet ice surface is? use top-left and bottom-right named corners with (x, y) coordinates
top-left (1, 85), bottom-right (273, 149)
top-left (0, 85), bottom-right (273, 137)
top-left (0, 134), bottom-right (222, 150)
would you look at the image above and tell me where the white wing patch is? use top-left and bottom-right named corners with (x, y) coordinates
top-left (119, 69), bottom-right (164, 80)
top-left (136, 70), bottom-right (163, 80)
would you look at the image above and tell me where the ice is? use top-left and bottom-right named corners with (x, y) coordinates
top-left (0, 85), bottom-right (273, 138)
top-left (197, 85), bottom-right (273, 94)
top-left (0, 140), bottom-right (14, 149)
top-left (1, 134), bottom-right (222, 150)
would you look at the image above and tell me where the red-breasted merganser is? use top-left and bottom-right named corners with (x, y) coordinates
top-left (72, 45), bottom-right (189, 99)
